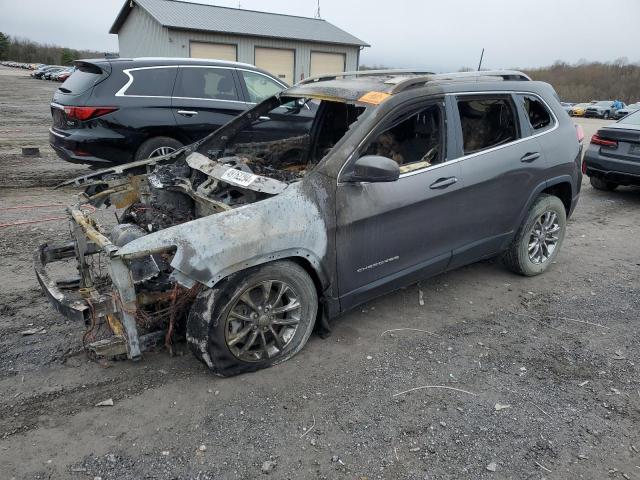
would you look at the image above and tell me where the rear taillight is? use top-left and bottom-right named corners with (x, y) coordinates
top-left (64, 106), bottom-right (118, 121)
top-left (590, 134), bottom-right (617, 148)
top-left (581, 157), bottom-right (587, 174)
top-left (575, 124), bottom-right (584, 143)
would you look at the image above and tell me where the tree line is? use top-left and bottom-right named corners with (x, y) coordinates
top-left (0, 32), bottom-right (108, 66)
top-left (522, 60), bottom-right (640, 104)
top-left (362, 60), bottom-right (640, 104)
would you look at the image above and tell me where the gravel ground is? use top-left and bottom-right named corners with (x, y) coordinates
top-left (0, 66), bottom-right (638, 480)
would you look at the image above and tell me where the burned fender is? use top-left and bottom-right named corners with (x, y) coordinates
top-left (116, 182), bottom-right (328, 288)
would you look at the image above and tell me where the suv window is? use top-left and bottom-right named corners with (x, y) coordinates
top-left (241, 71), bottom-right (284, 103)
top-left (363, 104), bottom-right (443, 174)
top-left (125, 68), bottom-right (177, 97)
top-left (174, 67), bottom-right (238, 101)
top-left (457, 97), bottom-right (518, 154)
top-left (520, 95), bottom-right (553, 131)
top-left (60, 64), bottom-right (103, 94)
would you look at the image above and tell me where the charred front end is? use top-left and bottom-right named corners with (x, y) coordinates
top-left (34, 145), bottom-right (309, 359)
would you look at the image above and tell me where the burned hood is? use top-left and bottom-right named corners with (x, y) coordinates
top-left (116, 180), bottom-right (328, 287)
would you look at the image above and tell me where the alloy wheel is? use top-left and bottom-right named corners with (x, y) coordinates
top-left (148, 146), bottom-right (177, 158)
top-left (528, 211), bottom-right (560, 264)
top-left (224, 280), bottom-right (302, 362)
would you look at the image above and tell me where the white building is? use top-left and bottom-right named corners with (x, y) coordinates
top-left (110, 0), bottom-right (369, 85)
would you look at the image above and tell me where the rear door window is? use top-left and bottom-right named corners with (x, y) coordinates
top-left (518, 94), bottom-right (554, 132)
top-left (59, 64), bottom-right (105, 94)
top-left (456, 96), bottom-right (519, 154)
top-left (240, 70), bottom-right (285, 103)
top-left (174, 67), bottom-right (239, 101)
top-left (124, 67), bottom-right (177, 97)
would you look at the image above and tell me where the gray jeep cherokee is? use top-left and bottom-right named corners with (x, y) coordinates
top-left (35, 70), bottom-right (582, 376)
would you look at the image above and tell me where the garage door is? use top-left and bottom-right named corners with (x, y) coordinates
top-left (310, 52), bottom-right (346, 77)
top-left (190, 42), bottom-right (237, 62)
top-left (254, 47), bottom-right (294, 85)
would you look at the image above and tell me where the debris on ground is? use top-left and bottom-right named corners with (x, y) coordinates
top-left (95, 398), bottom-right (114, 407)
top-left (261, 460), bottom-right (277, 474)
top-left (20, 326), bottom-right (46, 336)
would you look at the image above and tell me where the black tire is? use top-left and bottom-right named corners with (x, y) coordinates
top-left (589, 176), bottom-right (618, 191)
top-left (134, 137), bottom-right (183, 161)
top-left (187, 260), bottom-right (318, 376)
top-left (503, 194), bottom-right (567, 277)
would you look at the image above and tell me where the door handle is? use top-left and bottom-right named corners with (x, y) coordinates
top-left (429, 176), bottom-right (458, 189)
top-left (258, 116), bottom-right (271, 121)
top-left (520, 152), bottom-right (540, 163)
top-left (177, 110), bottom-right (198, 117)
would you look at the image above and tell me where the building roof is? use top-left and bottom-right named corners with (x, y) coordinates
top-left (110, 0), bottom-right (369, 47)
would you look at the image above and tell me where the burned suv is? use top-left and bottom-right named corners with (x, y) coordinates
top-left (36, 70), bottom-right (582, 376)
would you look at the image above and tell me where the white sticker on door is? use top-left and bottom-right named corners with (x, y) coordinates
top-left (220, 168), bottom-right (257, 187)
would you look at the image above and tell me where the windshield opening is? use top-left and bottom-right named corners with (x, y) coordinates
top-left (198, 95), bottom-right (368, 182)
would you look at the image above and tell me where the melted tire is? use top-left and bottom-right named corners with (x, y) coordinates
top-left (503, 194), bottom-right (567, 277)
top-left (186, 261), bottom-right (317, 376)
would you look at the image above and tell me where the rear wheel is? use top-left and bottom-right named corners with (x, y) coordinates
top-left (187, 260), bottom-right (318, 376)
top-left (503, 194), bottom-right (567, 277)
top-left (589, 176), bottom-right (618, 191)
top-left (135, 137), bottom-right (183, 160)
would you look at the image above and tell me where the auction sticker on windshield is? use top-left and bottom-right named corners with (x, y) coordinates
top-left (221, 168), bottom-right (257, 187)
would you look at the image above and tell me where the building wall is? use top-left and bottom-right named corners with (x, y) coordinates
top-left (118, 5), bottom-right (171, 58)
top-left (117, 6), bottom-right (360, 82)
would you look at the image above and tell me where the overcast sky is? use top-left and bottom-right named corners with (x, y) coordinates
top-left (1, 0), bottom-right (639, 71)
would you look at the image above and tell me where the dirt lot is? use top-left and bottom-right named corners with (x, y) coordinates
top-left (0, 65), bottom-right (639, 480)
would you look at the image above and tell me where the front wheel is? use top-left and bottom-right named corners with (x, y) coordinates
top-left (187, 260), bottom-right (318, 376)
top-left (503, 194), bottom-right (567, 276)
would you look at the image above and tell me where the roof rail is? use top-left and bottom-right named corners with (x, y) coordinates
top-left (297, 69), bottom-right (435, 85)
top-left (386, 70), bottom-right (532, 94)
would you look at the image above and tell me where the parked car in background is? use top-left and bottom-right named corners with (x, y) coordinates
top-left (44, 67), bottom-right (66, 80)
top-left (569, 102), bottom-right (594, 117)
top-left (584, 110), bottom-right (640, 190)
top-left (32, 65), bottom-right (63, 79)
top-left (584, 100), bottom-right (625, 119)
top-left (613, 102), bottom-right (640, 119)
top-left (49, 57), bottom-right (298, 166)
top-left (560, 102), bottom-right (574, 114)
top-left (53, 67), bottom-right (75, 82)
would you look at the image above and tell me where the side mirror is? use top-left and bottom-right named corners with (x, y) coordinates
top-left (343, 155), bottom-right (400, 183)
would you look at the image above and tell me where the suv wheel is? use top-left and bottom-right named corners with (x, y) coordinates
top-left (503, 194), bottom-right (566, 276)
top-left (135, 137), bottom-right (183, 160)
top-left (187, 260), bottom-right (318, 376)
top-left (589, 176), bottom-right (618, 191)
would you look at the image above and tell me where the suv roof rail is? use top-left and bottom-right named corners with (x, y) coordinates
top-left (386, 70), bottom-right (532, 94)
top-left (297, 69), bottom-right (531, 92)
top-left (297, 69), bottom-right (436, 85)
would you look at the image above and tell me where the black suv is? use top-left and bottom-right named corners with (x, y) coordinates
top-left (37, 70), bottom-right (582, 376)
top-left (49, 57), bottom-right (298, 166)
